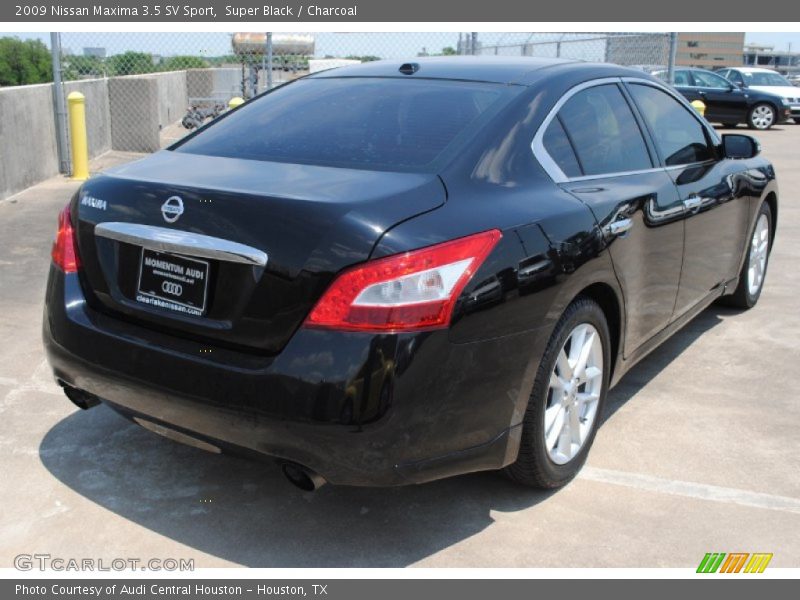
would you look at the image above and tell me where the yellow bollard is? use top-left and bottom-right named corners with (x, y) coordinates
top-left (691, 99), bottom-right (706, 117)
top-left (67, 92), bottom-right (89, 181)
top-left (228, 97), bottom-right (245, 110)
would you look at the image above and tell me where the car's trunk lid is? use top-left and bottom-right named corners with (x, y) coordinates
top-left (74, 151), bottom-right (445, 353)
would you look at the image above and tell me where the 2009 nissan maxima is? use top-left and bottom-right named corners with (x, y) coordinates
top-left (43, 57), bottom-right (777, 490)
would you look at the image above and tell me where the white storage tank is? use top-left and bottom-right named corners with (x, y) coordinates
top-left (232, 33), bottom-right (315, 56)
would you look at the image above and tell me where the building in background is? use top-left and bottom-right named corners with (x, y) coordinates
top-left (82, 47), bottom-right (106, 58)
top-left (675, 33), bottom-right (744, 68)
top-left (457, 33), bottom-right (481, 55)
top-left (743, 44), bottom-right (800, 76)
top-left (606, 32), bottom-right (745, 69)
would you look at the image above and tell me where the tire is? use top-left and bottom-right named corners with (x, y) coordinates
top-left (747, 103), bottom-right (776, 130)
top-left (505, 297), bottom-right (611, 489)
top-left (720, 202), bottom-right (772, 309)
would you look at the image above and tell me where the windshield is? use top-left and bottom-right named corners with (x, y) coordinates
top-left (743, 71), bottom-right (792, 86)
top-left (173, 77), bottom-right (520, 172)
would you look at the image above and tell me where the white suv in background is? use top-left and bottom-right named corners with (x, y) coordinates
top-left (718, 67), bottom-right (800, 123)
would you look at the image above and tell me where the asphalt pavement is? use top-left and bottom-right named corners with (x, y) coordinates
top-left (1, 127), bottom-right (798, 568)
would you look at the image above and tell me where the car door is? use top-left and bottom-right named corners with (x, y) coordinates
top-left (688, 70), bottom-right (748, 124)
top-left (625, 81), bottom-right (752, 317)
top-left (534, 81), bottom-right (685, 354)
top-left (670, 69), bottom-right (704, 103)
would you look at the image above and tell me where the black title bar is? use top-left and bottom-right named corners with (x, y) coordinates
top-left (4, 579), bottom-right (797, 600)
top-left (4, 0), bottom-right (799, 22)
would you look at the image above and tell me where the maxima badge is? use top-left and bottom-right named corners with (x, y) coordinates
top-left (161, 196), bottom-right (184, 224)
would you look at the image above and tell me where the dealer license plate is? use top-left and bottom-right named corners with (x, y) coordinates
top-left (136, 248), bottom-right (209, 317)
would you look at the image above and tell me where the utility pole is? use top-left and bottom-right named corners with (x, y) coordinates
top-left (50, 32), bottom-right (70, 175)
top-left (667, 32), bottom-right (678, 85)
top-left (266, 32), bottom-right (274, 91)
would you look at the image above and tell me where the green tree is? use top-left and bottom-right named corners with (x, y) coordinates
top-left (159, 55), bottom-right (209, 71)
top-left (206, 54), bottom-right (238, 66)
top-left (441, 47), bottom-right (457, 55)
top-left (107, 51), bottom-right (154, 76)
top-left (0, 37), bottom-right (52, 86)
top-left (62, 54), bottom-right (106, 80)
top-left (344, 55), bottom-right (381, 63)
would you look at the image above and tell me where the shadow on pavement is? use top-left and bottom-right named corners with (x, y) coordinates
top-left (602, 304), bottom-right (732, 423)
top-left (39, 404), bottom-right (556, 567)
top-left (39, 304), bottom-right (731, 567)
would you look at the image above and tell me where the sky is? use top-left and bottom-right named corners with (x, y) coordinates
top-left (8, 32), bottom-right (800, 59)
top-left (744, 32), bottom-right (800, 51)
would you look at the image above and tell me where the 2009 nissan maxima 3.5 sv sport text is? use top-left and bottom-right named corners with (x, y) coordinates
top-left (44, 58), bottom-right (777, 490)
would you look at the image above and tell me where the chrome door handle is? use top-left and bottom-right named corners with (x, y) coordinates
top-left (604, 218), bottom-right (633, 237)
top-left (683, 196), bottom-right (702, 211)
top-left (518, 258), bottom-right (551, 278)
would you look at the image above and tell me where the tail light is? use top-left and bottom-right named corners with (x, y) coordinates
top-left (51, 204), bottom-right (81, 273)
top-left (305, 229), bottom-right (502, 332)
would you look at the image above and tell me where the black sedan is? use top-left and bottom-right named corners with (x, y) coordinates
top-left (649, 66), bottom-right (791, 130)
top-left (44, 57), bottom-right (777, 490)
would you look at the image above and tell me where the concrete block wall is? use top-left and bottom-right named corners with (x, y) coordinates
top-left (152, 70), bottom-right (188, 130)
top-left (0, 68), bottom-right (216, 199)
top-left (107, 75), bottom-right (161, 153)
top-left (186, 68), bottom-right (241, 101)
top-left (0, 84), bottom-right (59, 200)
top-left (107, 71), bottom-right (188, 153)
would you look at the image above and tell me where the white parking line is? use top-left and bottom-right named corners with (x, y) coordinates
top-left (579, 467), bottom-right (800, 515)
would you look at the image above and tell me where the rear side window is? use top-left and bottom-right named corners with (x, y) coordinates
top-left (627, 83), bottom-right (714, 166)
top-left (174, 78), bottom-right (517, 171)
top-left (555, 84), bottom-right (652, 177)
top-left (542, 117), bottom-right (582, 178)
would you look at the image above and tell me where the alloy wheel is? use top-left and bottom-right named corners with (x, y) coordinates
top-left (750, 105), bottom-right (775, 129)
top-left (544, 323), bottom-right (604, 465)
top-left (747, 214), bottom-right (770, 296)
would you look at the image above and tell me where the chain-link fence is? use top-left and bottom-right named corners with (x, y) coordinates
top-left (47, 32), bottom-right (675, 158)
top-left (476, 32), bottom-right (671, 65)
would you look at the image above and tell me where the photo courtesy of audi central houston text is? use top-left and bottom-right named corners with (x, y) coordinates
top-left (43, 57), bottom-right (777, 491)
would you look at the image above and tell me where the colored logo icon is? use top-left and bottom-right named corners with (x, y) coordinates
top-left (697, 552), bottom-right (773, 573)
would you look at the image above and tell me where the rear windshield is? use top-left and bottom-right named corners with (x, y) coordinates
top-left (173, 77), bottom-right (518, 171)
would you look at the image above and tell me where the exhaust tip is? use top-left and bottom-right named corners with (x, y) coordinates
top-left (58, 380), bottom-right (101, 410)
top-left (282, 462), bottom-right (326, 492)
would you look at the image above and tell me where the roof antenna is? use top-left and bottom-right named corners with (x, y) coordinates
top-left (399, 62), bottom-right (420, 75)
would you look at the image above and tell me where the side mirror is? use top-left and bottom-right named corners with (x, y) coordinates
top-left (722, 134), bottom-right (760, 159)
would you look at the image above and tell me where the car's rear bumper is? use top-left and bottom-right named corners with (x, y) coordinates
top-left (43, 267), bottom-right (543, 486)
